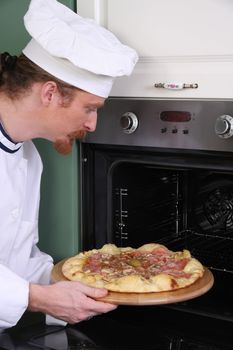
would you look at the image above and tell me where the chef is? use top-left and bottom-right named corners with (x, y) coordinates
top-left (0, 0), bottom-right (138, 330)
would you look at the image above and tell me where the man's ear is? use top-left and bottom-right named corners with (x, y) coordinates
top-left (40, 81), bottom-right (59, 106)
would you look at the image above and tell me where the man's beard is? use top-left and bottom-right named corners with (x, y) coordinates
top-left (53, 130), bottom-right (87, 155)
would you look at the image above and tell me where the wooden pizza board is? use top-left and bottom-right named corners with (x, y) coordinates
top-left (51, 258), bottom-right (214, 305)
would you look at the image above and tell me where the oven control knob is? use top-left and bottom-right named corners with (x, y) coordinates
top-left (120, 112), bottom-right (138, 134)
top-left (215, 115), bottom-right (233, 138)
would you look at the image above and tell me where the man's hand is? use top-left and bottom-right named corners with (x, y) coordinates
top-left (28, 281), bottom-right (117, 323)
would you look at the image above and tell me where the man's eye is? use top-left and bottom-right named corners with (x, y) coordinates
top-left (86, 107), bottom-right (97, 113)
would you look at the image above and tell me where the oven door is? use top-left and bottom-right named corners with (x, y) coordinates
top-left (81, 143), bottom-right (233, 325)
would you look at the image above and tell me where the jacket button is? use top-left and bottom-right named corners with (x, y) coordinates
top-left (11, 208), bottom-right (19, 219)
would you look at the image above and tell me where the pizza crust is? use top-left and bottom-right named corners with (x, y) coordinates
top-left (137, 243), bottom-right (167, 252)
top-left (62, 243), bottom-right (205, 293)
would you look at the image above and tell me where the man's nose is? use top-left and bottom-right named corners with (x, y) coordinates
top-left (84, 114), bottom-right (97, 132)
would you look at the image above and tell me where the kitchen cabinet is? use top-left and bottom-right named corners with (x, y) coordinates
top-left (76, 0), bottom-right (233, 99)
top-left (0, 0), bottom-right (80, 261)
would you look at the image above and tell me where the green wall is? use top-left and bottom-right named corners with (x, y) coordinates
top-left (0, 0), bottom-right (80, 262)
top-left (0, 0), bottom-right (76, 55)
top-left (34, 139), bottom-right (80, 262)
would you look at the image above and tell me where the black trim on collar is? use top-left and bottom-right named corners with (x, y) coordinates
top-left (0, 123), bottom-right (16, 143)
top-left (0, 142), bottom-right (21, 153)
top-left (0, 123), bottom-right (22, 153)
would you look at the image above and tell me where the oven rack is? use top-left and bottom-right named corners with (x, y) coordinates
top-left (158, 230), bottom-right (233, 273)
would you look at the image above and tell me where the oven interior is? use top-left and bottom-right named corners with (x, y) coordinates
top-left (112, 161), bottom-right (233, 267)
top-left (82, 145), bottom-right (233, 324)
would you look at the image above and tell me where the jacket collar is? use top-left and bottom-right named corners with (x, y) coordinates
top-left (0, 123), bottom-right (23, 153)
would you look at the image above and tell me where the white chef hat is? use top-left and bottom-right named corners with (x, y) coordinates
top-left (22, 0), bottom-right (138, 98)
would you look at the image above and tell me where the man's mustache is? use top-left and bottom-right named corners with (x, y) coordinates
top-left (53, 130), bottom-right (87, 155)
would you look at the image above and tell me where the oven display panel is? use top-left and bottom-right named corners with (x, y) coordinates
top-left (160, 111), bottom-right (191, 122)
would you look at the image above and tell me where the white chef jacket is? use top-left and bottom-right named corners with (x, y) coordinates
top-left (0, 123), bottom-right (54, 330)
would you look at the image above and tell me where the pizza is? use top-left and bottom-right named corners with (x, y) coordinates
top-left (61, 243), bottom-right (204, 293)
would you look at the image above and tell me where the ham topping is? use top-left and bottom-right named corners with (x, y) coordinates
top-left (83, 249), bottom-right (191, 279)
